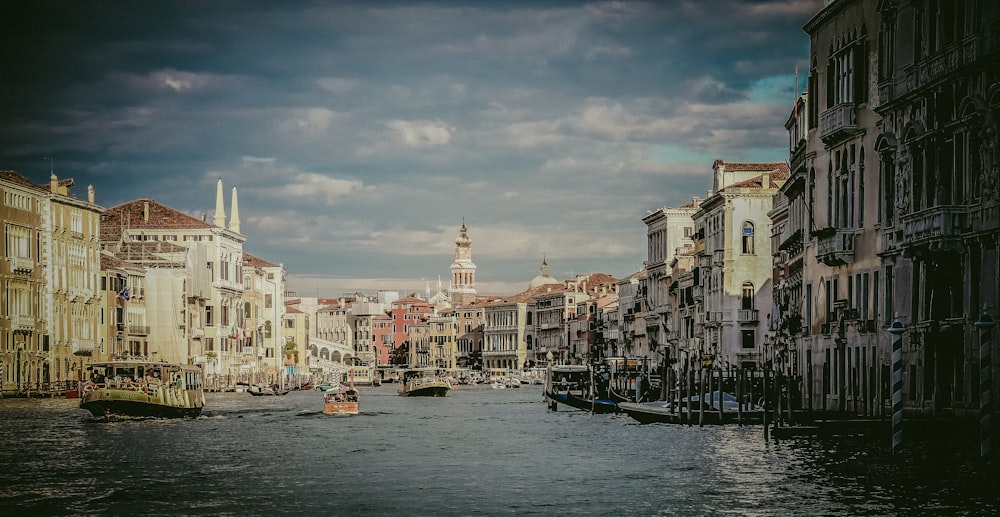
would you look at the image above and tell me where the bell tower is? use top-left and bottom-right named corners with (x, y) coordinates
top-left (449, 221), bottom-right (477, 306)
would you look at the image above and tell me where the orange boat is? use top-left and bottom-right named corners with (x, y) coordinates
top-left (324, 371), bottom-right (359, 415)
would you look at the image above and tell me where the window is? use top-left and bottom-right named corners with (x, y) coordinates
top-left (205, 306), bottom-right (214, 327)
top-left (741, 282), bottom-right (755, 310)
top-left (826, 28), bottom-right (867, 108)
top-left (806, 284), bottom-right (813, 335)
top-left (741, 330), bottom-right (755, 349)
top-left (741, 222), bottom-right (755, 254)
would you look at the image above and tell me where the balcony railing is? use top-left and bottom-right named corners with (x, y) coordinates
top-left (738, 309), bottom-right (759, 324)
top-left (128, 325), bottom-right (150, 335)
top-left (900, 205), bottom-right (967, 245)
top-left (9, 256), bottom-right (34, 273)
top-left (819, 102), bottom-right (857, 143)
top-left (72, 340), bottom-right (94, 356)
top-left (14, 314), bottom-right (35, 330)
top-left (815, 228), bottom-right (855, 266)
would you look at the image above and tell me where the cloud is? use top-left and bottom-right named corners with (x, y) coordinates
top-left (316, 77), bottom-right (358, 94)
top-left (275, 172), bottom-right (368, 205)
top-left (278, 108), bottom-right (341, 135)
top-left (387, 119), bottom-right (453, 147)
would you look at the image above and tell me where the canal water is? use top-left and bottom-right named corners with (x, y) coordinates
top-left (1, 384), bottom-right (996, 516)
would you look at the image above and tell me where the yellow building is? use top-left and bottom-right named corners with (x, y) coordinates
top-left (44, 175), bottom-right (104, 389)
top-left (1, 171), bottom-right (47, 394)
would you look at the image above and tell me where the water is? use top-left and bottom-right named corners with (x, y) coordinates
top-left (1, 384), bottom-right (997, 516)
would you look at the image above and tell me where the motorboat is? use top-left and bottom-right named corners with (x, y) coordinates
top-left (325, 369), bottom-right (360, 415)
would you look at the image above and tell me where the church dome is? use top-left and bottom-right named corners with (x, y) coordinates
top-left (528, 257), bottom-right (560, 290)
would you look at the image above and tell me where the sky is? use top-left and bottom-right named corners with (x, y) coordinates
top-left (0, 0), bottom-right (822, 297)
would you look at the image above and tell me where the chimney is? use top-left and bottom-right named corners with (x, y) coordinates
top-left (143, 202), bottom-right (150, 222)
top-left (761, 172), bottom-right (770, 189)
top-left (50, 173), bottom-right (58, 193)
top-left (88, 185), bottom-right (95, 204)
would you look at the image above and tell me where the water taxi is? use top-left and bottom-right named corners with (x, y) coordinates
top-left (80, 360), bottom-right (205, 418)
top-left (398, 368), bottom-right (450, 397)
top-left (324, 370), bottom-right (360, 415)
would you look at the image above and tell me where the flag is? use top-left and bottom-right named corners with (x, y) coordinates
top-left (119, 287), bottom-right (130, 301)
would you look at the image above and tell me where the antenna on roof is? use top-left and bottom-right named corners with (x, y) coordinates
top-left (793, 65), bottom-right (799, 106)
top-left (44, 156), bottom-right (54, 175)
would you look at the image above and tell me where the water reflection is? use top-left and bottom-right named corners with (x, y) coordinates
top-left (0, 387), bottom-right (996, 516)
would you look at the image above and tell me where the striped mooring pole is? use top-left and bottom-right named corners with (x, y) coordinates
top-left (887, 318), bottom-right (907, 456)
top-left (975, 311), bottom-right (995, 464)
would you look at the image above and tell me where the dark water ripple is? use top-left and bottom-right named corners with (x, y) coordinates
top-left (1, 386), bottom-right (998, 516)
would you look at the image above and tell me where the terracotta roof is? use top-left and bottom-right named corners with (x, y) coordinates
top-left (100, 251), bottom-right (130, 270)
top-left (393, 295), bottom-right (429, 306)
top-left (243, 252), bottom-right (280, 269)
top-left (488, 283), bottom-right (570, 305)
top-left (103, 198), bottom-right (215, 232)
top-left (0, 170), bottom-right (48, 193)
top-left (714, 159), bottom-right (789, 173)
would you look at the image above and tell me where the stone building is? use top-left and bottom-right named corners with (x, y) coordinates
top-left (1, 171), bottom-right (103, 394)
top-left (2, 171), bottom-right (49, 393)
top-left (99, 179), bottom-right (246, 384)
top-left (692, 160), bottom-right (788, 370)
top-left (778, 0), bottom-right (1000, 417)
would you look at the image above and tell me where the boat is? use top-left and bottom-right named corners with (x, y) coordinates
top-left (248, 383), bottom-right (290, 396)
top-left (619, 392), bottom-right (763, 424)
top-left (398, 369), bottom-right (451, 397)
top-left (325, 370), bottom-right (360, 415)
top-left (544, 364), bottom-right (621, 414)
top-left (491, 380), bottom-right (507, 389)
top-left (80, 360), bottom-right (206, 418)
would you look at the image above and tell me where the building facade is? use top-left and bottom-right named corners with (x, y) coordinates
top-left (781, 0), bottom-right (1000, 418)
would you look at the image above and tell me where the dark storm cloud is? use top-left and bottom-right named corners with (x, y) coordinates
top-left (0, 0), bottom-right (822, 295)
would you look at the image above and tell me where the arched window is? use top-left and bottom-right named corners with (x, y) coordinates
top-left (742, 282), bottom-right (755, 310)
top-left (741, 221), bottom-right (755, 254)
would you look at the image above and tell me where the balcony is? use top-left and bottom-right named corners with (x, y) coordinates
top-left (815, 228), bottom-right (855, 266)
top-left (9, 256), bottom-right (33, 274)
top-left (819, 102), bottom-right (858, 143)
top-left (128, 325), bottom-right (150, 335)
top-left (72, 340), bottom-right (94, 356)
top-left (704, 311), bottom-right (728, 327)
top-left (900, 205), bottom-right (967, 247)
top-left (692, 285), bottom-right (703, 303)
top-left (969, 203), bottom-right (1000, 234)
top-left (14, 314), bottom-right (35, 331)
top-left (738, 309), bottom-right (759, 324)
top-left (778, 228), bottom-right (803, 254)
